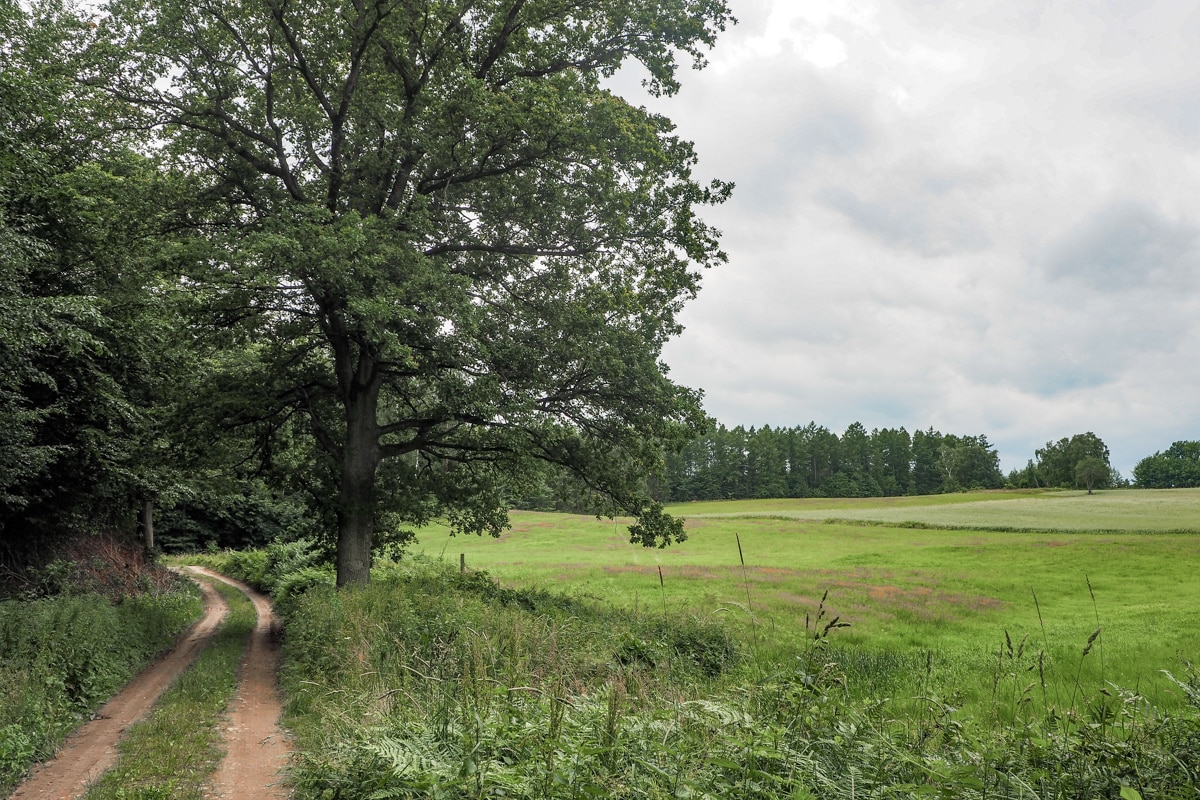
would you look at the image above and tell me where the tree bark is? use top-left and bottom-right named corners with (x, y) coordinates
top-left (143, 498), bottom-right (154, 551)
top-left (335, 386), bottom-right (381, 587)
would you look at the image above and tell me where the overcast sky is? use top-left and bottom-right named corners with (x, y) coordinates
top-left (612, 0), bottom-right (1200, 475)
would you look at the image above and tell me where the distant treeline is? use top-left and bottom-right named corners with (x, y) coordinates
top-left (660, 423), bottom-right (1004, 501)
top-left (657, 426), bottom-right (1200, 503)
top-left (516, 424), bottom-right (1138, 511)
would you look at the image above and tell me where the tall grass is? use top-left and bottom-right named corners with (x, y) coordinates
top-left (0, 576), bottom-right (202, 793)
top-left (266, 553), bottom-right (1200, 799)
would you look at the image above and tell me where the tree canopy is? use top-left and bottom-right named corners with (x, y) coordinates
top-left (1031, 432), bottom-right (1114, 491)
top-left (86, 0), bottom-right (734, 584)
top-left (0, 2), bottom-right (194, 556)
top-left (1133, 441), bottom-right (1200, 489)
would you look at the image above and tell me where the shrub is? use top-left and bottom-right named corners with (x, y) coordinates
top-left (218, 549), bottom-right (269, 590)
top-left (272, 566), bottom-right (334, 616)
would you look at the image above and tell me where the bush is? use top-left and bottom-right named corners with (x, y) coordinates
top-left (262, 539), bottom-right (324, 594)
top-left (273, 566), bottom-right (334, 616)
top-left (219, 549), bottom-right (269, 590)
top-left (206, 538), bottom-right (327, 597)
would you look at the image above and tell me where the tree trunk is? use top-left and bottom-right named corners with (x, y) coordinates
top-left (336, 389), bottom-right (381, 587)
top-left (143, 498), bottom-right (154, 551)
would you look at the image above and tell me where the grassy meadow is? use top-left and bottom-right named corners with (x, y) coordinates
top-left (413, 488), bottom-right (1200, 709)
top-left (200, 491), bottom-right (1200, 797)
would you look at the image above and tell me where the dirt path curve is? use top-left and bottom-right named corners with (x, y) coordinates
top-left (186, 567), bottom-right (292, 799)
top-left (8, 578), bottom-right (229, 800)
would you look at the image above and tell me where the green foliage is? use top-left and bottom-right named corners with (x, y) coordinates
top-left (196, 539), bottom-right (334, 619)
top-left (155, 482), bottom-right (316, 553)
top-left (618, 616), bottom-right (738, 677)
top-left (1134, 441), bottom-right (1200, 488)
top-left (0, 0), bottom-right (207, 550)
top-left (1036, 432), bottom-right (1114, 490)
top-left (89, 0), bottom-right (734, 585)
top-left (280, 557), bottom-right (746, 799)
top-left (273, 567), bottom-right (336, 615)
top-left (0, 579), bottom-right (201, 792)
top-left (1075, 455), bottom-right (1108, 494)
top-left (657, 422), bottom-right (1003, 503)
top-left (214, 549), bottom-right (270, 591)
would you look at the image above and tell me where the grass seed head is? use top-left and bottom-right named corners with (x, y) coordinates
top-left (1083, 626), bottom-right (1102, 656)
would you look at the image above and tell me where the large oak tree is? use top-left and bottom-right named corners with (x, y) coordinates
top-left (90, 0), bottom-right (733, 585)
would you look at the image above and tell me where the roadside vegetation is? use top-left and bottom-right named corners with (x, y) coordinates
top-left (0, 535), bottom-right (202, 794)
top-left (200, 490), bottom-right (1200, 798)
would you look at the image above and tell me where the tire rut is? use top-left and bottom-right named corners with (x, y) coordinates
top-left (186, 567), bottom-right (292, 799)
top-left (8, 577), bottom-right (229, 800)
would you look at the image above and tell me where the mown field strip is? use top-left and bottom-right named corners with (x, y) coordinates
top-left (668, 487), bottom-right (1200, 531)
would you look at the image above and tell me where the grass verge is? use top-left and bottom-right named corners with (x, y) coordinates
top-left (81, 577), bottom-right (256, 800)
top-left (0, 577), bottom-right (201, 794)
top-left (268, 554), bottom-right (1200, 799)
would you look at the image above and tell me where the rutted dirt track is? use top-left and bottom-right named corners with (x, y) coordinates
top-left (7, 568), bottom-right (291, 800)
top-left (188, 567), bottom-right (291, 799)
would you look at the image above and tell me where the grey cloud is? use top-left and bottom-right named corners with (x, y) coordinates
top-left (815, 180), bottom-right (991, 257)
top-left (779, 105), bottom-right (870, 159)
top-left (685, 62), bottom-right (877, 216)
top-left (1017, 363), bottom-right (1113, 398)
top-left (1120, 83), bottom-right (1200, 141)
top-left (963, 284), bottom-right (1196, 401)
top-left (1041, 201), bottom-right (1199, 290)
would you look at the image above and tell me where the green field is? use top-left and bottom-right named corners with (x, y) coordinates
top-left (674, 487), bottom-right (1200, 531)
top-left (414, 488), bottom-right (1200, 707)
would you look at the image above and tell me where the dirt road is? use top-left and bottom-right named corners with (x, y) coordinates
top-left (7, 568), bottom-right (292, 799)
top-left (9, 578), bottom-right (227, 799)
top-left (187, 568), bottom-right (291, 799)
